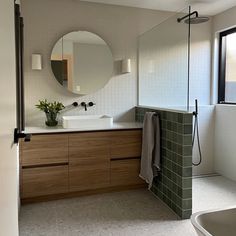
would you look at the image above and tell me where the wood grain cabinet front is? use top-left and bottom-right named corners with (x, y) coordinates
top-left (109, 130), bottom-right (144, 186)
top-left (110, 158), bottom-right (144, 186)
top-left (21, 165), bottom-right (69, 198)
top-left (110, 130), bottom-right (142, 159)
top-left (20, 129), bottom-right (144, 202)
top-left (69, 132), bottom-right (110, 192)
top-left (20, 134), bottom-right (68, 167)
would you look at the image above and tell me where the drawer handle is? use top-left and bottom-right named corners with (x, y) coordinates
top-left (111, 157), bottom-right (140, 161)
top-left (22, 162), bottom-right (69, 169)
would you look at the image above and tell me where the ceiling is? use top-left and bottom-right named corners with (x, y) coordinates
top-left (80, 0), bottom-right (236, 16)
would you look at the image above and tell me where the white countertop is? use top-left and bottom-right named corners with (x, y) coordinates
top-left (24, 122), bottom-right (143, 134)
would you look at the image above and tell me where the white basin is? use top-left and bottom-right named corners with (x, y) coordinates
top-left (62, 115), bottom-right (113, 129)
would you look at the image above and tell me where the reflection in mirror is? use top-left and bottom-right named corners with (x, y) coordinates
top-left (51, 31), bottom-right (113, 95)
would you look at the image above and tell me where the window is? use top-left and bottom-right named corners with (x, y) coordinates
top-left (219, 27), bottom-right (236, 104)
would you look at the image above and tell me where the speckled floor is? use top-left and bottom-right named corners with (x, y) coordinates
top-left (19, 176), bottom-right (236, 236)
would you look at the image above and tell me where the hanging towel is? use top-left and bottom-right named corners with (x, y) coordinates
top-left (139, 112), bottom-right (161, 189)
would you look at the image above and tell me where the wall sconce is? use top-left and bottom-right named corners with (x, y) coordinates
top-left (121, 58), bottom-right (131, 73)
top-left (32, 54), bottom-right (42, 70)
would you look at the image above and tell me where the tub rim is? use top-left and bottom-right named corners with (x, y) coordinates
top-left (191, 206), bottom-right (236, 236)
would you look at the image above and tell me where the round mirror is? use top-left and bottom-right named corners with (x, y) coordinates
top-left (51, 31), bottom-right (113, 95)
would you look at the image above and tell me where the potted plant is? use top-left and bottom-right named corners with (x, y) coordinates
top-left (36, 99), bottom-right (65, 127)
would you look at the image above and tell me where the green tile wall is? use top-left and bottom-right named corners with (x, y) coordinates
top-left (135, 107), bottom-right (193, 219)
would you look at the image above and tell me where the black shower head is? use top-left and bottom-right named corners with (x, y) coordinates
top-left (177, 11), bottom-right (209, 24)
top-left (184, 16), bottom-right (209, 24)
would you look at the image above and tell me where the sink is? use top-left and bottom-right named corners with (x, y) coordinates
top-left (62, 115), bottom-right (113, 129)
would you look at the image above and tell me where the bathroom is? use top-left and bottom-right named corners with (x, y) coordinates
top-left (1, 0), bottom-right (236, 235)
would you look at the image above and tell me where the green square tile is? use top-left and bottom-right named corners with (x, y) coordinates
top-left (171, 202), bottom-right (178, 213)
top-left (162, 158), bottom-right (168, 166)
top-left (183, 114), bottom-right (193, 124)
top-left (162, 112), bottom-right (167, 120)
top-left (181, 210), bottom-right (192, 219)
top-left (166, 131), bottom-right (172, 140)
top-left (162, 148), bottom-right (167, 157)
top-left (166, 168), bottom-right (172, 179)
top-left (163, 176), bottom-right (168, 186)
top-left (172, 152), bottom-right (178, 163)
top-left (184, 125), bottom-right (193, 134)
top-left (181, 178), bottom-right (192, 188)
top-left (166, 159), bottom-right (172, 170)
top-left (176, 175), bottom-right (182, 186)
top-left (183, 156), bottom-right (192, 167)
top-left (171, 182), bottom-right (178, 194)
top-left (151, 185), bottom-right (157, 195)
top-left (176, 165), bottom-right (182, 176)
top-left (162, 130), bottom-right (167, 138)
top-left (177, 144), bottom-right (183, 155)
top-left (182, 167), bottom-right (192, 177)
top-left (182, 199), bottom-right (192, 209)
top-left (172, 133), bottom-right (177, 143)
top-left (158, 182), bottom-right (163, 191)
top-left (166, 188), bottom-right (172, 199)
top-left (163, 167), bottom-right (168, 176)
top-left (178, 113), bottom-right (183, 123)
top-left (172, 122), bottom-right (178, 132)
top-left (158, 174), bottom-right (163, 183)
top-left (166, 150), bottom-right (172, 159)
top-left (163, 184), bottom-right (168, 195)
top-left (167, 141), bottom-right (172, 150)
top-left (163, 195), bottom-right (172, 208)
top-left (177, 134), bottom-right (183, 145)
top-left (183, 146), bottom-right (192, 156)
top-left (171, 172), bottom-right (177, 181)
top-left (173, 113), bottom-right (178, 122)
top-left (156, 189), bottom-right (163, 199)
top-left (182, 188), bottom-right (192, 199)
top-left (177, 124), bottom-right (183, 133)
top-left (161, 120), bottom-right (167, 129)
top-left (166, 196), bottom-right (171, 207)
top-left (162, 139), bottom-right (167, 149)
top-left (167, 121), bottom-right (172, 130)
top-left (176, 154), bottom-right (182, 166)
top-left (183, 135), bottom-right (192, 145)
top-left (167, 113), bottom-right (172, 121)
top-left (175, 205), bottom-right (183, 217)
top-left (171, 162), bottom-right (178, 173)
top-left (175, 194), bottom-right (183, 208)
top-left (172, 143), bottom-right (177, 153)
top-left (177, 186), bottom-right (182, 197)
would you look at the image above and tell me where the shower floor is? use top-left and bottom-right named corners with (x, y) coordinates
top-left (19, 176), bottom-right (236, 236)
top-left (193, 175), bottom-right (236, 213)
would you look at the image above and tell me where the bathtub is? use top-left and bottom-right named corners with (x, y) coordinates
top-left (191, 207), bottom-right (236, 236)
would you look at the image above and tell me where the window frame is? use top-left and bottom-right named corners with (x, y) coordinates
top-left (218, 27), bottom-right (236, 104)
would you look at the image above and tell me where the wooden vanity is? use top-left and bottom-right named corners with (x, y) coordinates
top-left (20, 127), bottom-right (145, 203)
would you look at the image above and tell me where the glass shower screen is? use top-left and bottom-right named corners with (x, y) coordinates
top-left (138, 8), bottom-right (190, 111)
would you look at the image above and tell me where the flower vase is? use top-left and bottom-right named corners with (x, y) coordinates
top-left (45, 112), bottom-right (58, 127)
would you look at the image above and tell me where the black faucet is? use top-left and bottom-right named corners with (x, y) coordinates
top-left (80, 102), bottom-right (96, 111)
top-left (80, 102), bottom-right (87, 111)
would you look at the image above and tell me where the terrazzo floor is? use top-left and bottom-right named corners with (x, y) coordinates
top-left (19, 176), bottom-right (236, 236)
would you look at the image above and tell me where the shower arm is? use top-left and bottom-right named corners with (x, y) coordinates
top-left (177, 11), bottom-right (198, 23)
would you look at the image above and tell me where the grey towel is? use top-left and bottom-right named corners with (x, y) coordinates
top-left (139, 112), bottom-right (161, 189)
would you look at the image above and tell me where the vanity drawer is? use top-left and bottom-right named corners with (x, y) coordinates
top-left (110, 130), bottom-right (142, 159)
top-left (110, 158), bottom-right (144, 186)
top-left (21, 165), bottom-right (69, 198)
top-left (69, 132), bottom-right (110, 192)
top-left (69, 132), bottom-right (111, 147)
top-left (21, 134), bottom-right (68, 166)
